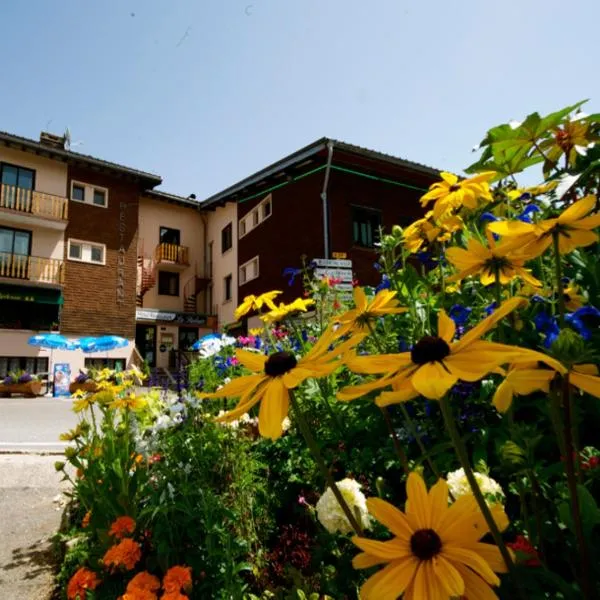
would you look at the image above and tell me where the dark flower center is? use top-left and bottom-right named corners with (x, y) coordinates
top-left (411, 336), bottom-right (451, 365)
top-left (449, 184), bottom-right (461, 192)
top-left (563, 293), bottom-right (571, 302)
top-left (410, 528), bottom-right (442, 560)
top-left (264, 351), bottom-right (297, 376)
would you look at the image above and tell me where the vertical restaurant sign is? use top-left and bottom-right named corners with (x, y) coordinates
top-left (117, 201), bottom-right (126, 306)
top-left (53, 363), bottom-right (71, 397)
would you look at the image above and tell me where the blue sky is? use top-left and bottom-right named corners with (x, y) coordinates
top-left (1, 0), bottom-right (598, 198)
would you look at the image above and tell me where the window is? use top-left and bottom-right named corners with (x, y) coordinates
top-left (0, 227), bottom-right (31, 256)
top-left (1, 163), bottom-right (35, 208)
top-left (352, 206), bottom-right (382, 249)
top-left (93, 189), bottom-right (107, 206)
top-left (67, 239), bottom-right (106, 265)
top-left (72, 184), bottom-right (85, 202)
top-left (239, 194), bottom-right (272, 238)
top-left (221, 223), bottom-right (233, 253)
top-left (159, 226), bottom-right (181, 246)
top-left (224, 274), bottom-right (232, 302)
top-left (158, 271), bottom-right (179, 296)
top-left (239, 256), bottom-right (259, 285)
top-left (70, 181), bottom-right (108, 208)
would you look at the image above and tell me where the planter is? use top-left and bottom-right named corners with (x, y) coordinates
top-left (69, 381), bottom-right (98, 394)
top-left (0, 381), bottom-right (42, 398)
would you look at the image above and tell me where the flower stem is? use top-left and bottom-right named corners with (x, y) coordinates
top-left (552, 231), bottom-right (566, 327)
top-left (289, 390), bottom-right (363, 535)
top-left (493, 264), bottom-right (504, 342)
top-left (365, 321), bottom-right (440, 478)
top-left (562, 375), bottom-right (592, 599)
top-left (438, 395), bottom-right (523, 597)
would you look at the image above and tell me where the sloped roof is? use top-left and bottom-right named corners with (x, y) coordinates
top-left (201, 136), bottom-right (439, 208)
top-left (0, 130), bottom-right (162, 186)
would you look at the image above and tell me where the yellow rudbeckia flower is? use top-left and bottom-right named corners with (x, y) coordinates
top-left (260, 297), bottom-right (315, 323)
top-left (201, 327), bottom-right (365, 439)
top-left (339, 297), bottom-right (565, 402)
top-left (235, 290), bottom-right (282, 320)
top-left (403, 212), bottom-right (463, 254)
top-left (352, 471), bottom-right (511, 600)
top-left (446, 235), bottom-right (541, 287)
top-left (563, 284), bottom-right (586, 311)
top-left (110, 393), bottom-right (147, 412)
top-left (492, 364), bottom-right (557, 413)
top-left (569, 364), bottom-right (600, 399)
top-left (420, 171), bottom-right (495, 220)
top-left (335, 287), bottom-right (407, 337)
top-left (488, 195), bottom-right (600, 258)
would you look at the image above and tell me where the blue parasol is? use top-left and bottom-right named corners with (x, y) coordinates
top-left (28, 333), bottom-right (78, 351)
top-left (192, 333), bottom-right (221, 350)
top-left (81, 335), bottom-right (129, 353)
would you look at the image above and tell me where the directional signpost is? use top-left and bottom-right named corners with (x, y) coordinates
top-left (312, 258), bottom-right (354, 300)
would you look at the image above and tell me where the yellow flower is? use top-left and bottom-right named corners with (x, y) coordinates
top-left (201, 327), bottom-right (364, 439)
top-left (339, 297), bottom-right (565, 402)
top-left (352, 471), bottom-right (511, 600)
top-left (260, 297), bottom-right (315, 323)
top-left (402, 212), bottom-right (463, 254)
top-left (110, 393), bottom-right (147, 412)
top-left (73, 393), bottom-right (95, 413)
top-left (335, 287), bottom-right (407, 337)
top-left (235, 291), bottom-right (282, 320)
top-left (446, 235), bottom-right (541, 287)
top-left (569, 364), bottom-right (600, 399)
top-left (539, 117), bottom-right (599, 169)
top-left (420, 171), bottom-right (495, 220)
top-left (488, 195), bottom-right (600, 258)
top-left (507, 181), bottom-right (557, 201)
top-left (492, 363), bottom-right (557, 413)
top-left (249, 328), bottom-right (263, 336)
top-left (563, 284), bottom-right (585, 311)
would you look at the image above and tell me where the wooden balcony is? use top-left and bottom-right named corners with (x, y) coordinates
top-left (0, 184), bottom-right (68, 225)
top-left (154, 243), bottom-right (190, 270)
top-left (0, 253), bottom-right (64, 285)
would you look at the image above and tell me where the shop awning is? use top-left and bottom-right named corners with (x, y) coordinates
top-left (0, 284), bottom-right (63, 305)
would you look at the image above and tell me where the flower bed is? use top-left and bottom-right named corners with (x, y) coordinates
top-left (0, 371), bottom-right (42, 397)
top-left (56, 103), bottom-right (600, 599)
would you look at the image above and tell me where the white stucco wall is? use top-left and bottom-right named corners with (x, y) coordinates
top-left (206, 202), bottom-right (237, 328)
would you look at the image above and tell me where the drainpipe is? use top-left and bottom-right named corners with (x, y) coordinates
top-left (320, 141), bottom-right (334, 259)
top-left (199, 211), bottom-right (209, 314)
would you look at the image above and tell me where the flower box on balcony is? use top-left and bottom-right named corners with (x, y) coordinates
top-left (69, 381), bottom-right (98, 394)
top-left (0, 381), bottom-right (42, 397)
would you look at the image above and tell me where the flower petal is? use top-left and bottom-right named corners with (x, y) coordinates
top-left (351, 537), bottom-right (409, 560)
top-left (559, 195), bottom-right (595, 223)
top-left (443, 547), bottom-right (500, 585)
top-left (428, 479), bottom-right (449, 530)
top-left (405, 472), bottom-right (430, 529)
top-left (471, 542), bottom-right (511, 573)
top-left (235, 349), bottom-right (267, 372)
top-left (453, 563), bottom-right (499, 600)
top-left (570, 370), bottom-right (600, 399)
top-left (257, 378), bottom-right (289, 440)
top-left (359, 557), bottom-right (418, 600)
top-left (201, 374), bottom-right (265, 399)
top-left (366, 497), bottom-right (413, 541)
top-left (352, 552), bottom-right (387, 569)
top-left (411, 361), bottom-right (457, 400)
top-left (409, 561), bottom-right (447, 600)
top-left (438, 310), bottom-right (456, 344)
top-left (433, 555), bottom-right (465, 597)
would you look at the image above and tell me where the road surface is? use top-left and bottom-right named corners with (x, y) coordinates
top-left (0, 396), bottom-right (76, 598)
top-left (0, 395), bottom-right (78, 453)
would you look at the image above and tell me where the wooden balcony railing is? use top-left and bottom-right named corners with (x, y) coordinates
top-left (0, 252), bottom-right (64, 284)
top-left (154, 243), bottom-right (190, 266)
top-left (0, 184), bottom-right (68, 220)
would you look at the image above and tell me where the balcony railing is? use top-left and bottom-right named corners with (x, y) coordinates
top-left (0, 184), bottom-right (68, 220)
top-left (0, 252), bottom-right (64, 285)
top-left (154, 243), bottom-right (190, 266)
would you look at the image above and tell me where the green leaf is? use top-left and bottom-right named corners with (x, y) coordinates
top-left (577, 484), bottom-right (600, 538)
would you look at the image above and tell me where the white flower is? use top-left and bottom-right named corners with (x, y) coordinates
top-left (447, 468), bottom-right (505, 506)
top-left (315, 478), bottom-right (371, 534)
top-left (197, 334), bottom-right (237, 358)
top-left (281, 416), bottom-right (291, 432)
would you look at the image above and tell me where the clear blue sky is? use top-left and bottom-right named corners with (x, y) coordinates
top-left (1, 0), bottom-right (598, 198)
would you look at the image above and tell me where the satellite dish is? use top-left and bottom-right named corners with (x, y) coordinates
top-left (63, 127), bottom-right (84, 150)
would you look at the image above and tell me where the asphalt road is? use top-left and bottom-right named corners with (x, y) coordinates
top-left (0, 395), bottom-right (78, 453)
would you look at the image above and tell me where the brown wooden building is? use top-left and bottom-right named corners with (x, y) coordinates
top-left (202, 138), bottom-right (439, 315)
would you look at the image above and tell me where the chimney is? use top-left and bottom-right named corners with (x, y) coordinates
top-left (39, 131), bottom-right (66, 150)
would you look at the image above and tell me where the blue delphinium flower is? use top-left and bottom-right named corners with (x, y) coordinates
top-left (534, 311), bottom-right (560, 348)
top-left (480, 212), bottom-right (499, 224)
top-left (484, 302), bottom-right (498, 316)
top-left (373, 261), bottom-right (382, 272)
top-left (518, 204), bottom-right (541, 223)
top-left (416, 252), bottom-right (437, 269)
top-left (449, 304), bottom-right (472, 326)
top-left (283, 267), bottom-right (302, 286)
top-left (375, 274), bottom-right (391, 293)
top-left (566, 306), bottom-right (600, 341)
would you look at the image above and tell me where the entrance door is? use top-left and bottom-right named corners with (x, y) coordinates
top-left (135, 324), bottom-right (156, 368)
top-left (178, 327), bottom-right (199, 351)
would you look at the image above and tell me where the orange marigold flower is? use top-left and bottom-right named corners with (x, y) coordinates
top-left (109, 516), bottom-right (136, 539)
top-left (126, 571), bottom-right (160, 592)
top-left (67, 567), bottom-right (101, 600)
top-left (81, 511), bottom-right (91, 528)
top-left (120, 590), bottom-right (157, 600)
top-left (161, 593), bottom-right (189, 600)
top-left (102, 538), bottom-right (142, 572)
top-left (163, 565), bottom-right (193, 593)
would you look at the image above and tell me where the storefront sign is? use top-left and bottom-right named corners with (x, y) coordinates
top-left (136, 308), bottom-right (207, 326)
top-left (53, 363), bottom-right (71, 398)
top-left (116, 202), bottom-right (127, 307)
top-left (0, 285), bottom-right (63, 305)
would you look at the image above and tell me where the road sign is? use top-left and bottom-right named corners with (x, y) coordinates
top-left (332, 283), bottom-right (354, 291)
top-left (312, 258), bottom-right (352, 269)
top-left (332, 252), bottom-right (347, 259)
top-left (314, 268), bottom-right (353, 282)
